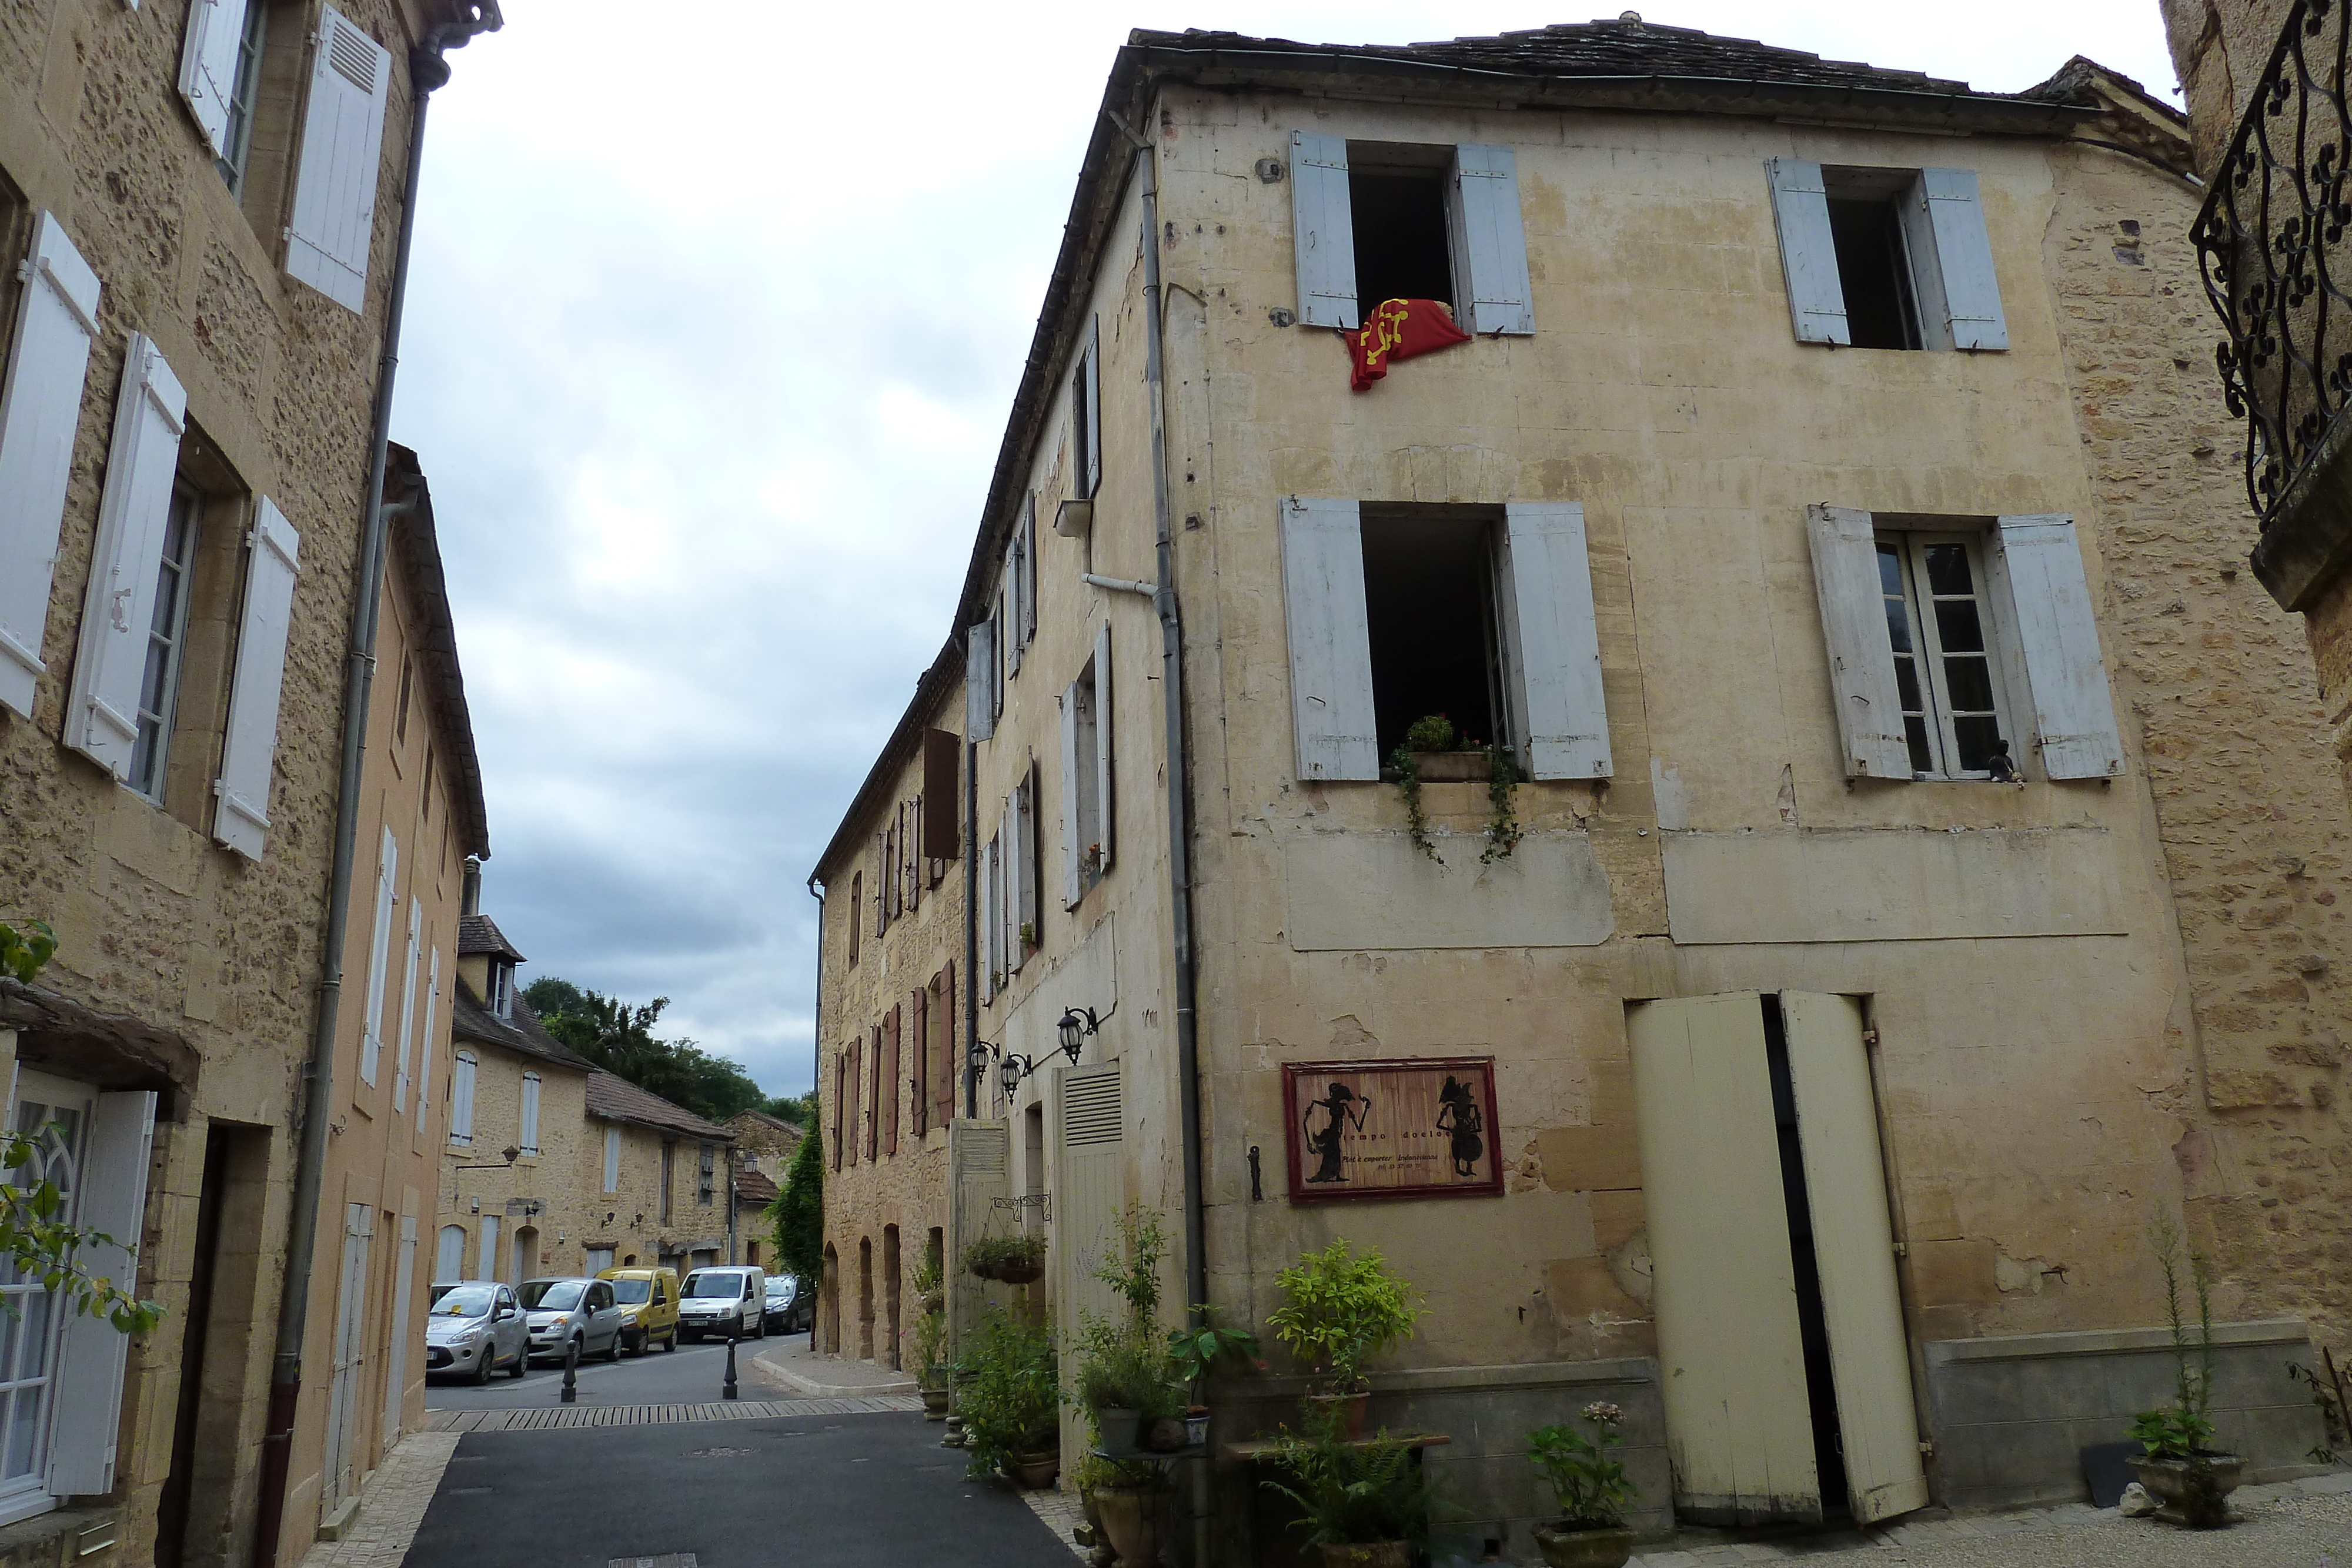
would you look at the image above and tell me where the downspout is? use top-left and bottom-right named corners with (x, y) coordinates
top-left (964, 737), bottom-right (980, 1120)
top-left (253, 9), bottom-right (500, 1566)
top-left (805, 873), bottom-right (823, 1345)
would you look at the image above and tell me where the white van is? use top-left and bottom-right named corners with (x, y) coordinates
top-left (677, 1265), bottom-right (767, 1342)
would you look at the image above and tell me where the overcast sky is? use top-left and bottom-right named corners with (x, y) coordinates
top-left (386, 2), bottom-right (2183, 1098)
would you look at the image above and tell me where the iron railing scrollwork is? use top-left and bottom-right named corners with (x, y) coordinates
top-left (2196, 0), bottom-right (2352, 529)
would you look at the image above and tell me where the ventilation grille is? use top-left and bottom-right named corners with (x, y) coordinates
top-left (329, 24), bottom-right (377, 92)
top-left (961, 1128), bottom-right (1007, 1176)
top-left (1063, 1071), bottom-right (1122, 1148)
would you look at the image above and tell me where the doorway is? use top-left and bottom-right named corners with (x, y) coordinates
top-left (882, 1226), bottom-right (901, 1371)
top-left (322, 1203), bottom-right (375, 1512)
top-left (512, 1224), bottom-right (539, 1285)
top-left (1626, 991), bottom-right (1926, 1528)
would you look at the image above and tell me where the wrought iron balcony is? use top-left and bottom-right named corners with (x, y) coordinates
top-left (2196, 0), bottom-right (2352, 545)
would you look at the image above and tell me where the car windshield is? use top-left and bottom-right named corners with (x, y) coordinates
top-left (765, 1281), bottom-right (791, 1299)
top-left (519, 1281), bottom-right (584, 1310)
top-left (609, 1279), bottom-right (651, 1305)
top-left (683, 1273), bottom-right (744, 1298)
top-left (431, 1286), bottom-right (496, 1318)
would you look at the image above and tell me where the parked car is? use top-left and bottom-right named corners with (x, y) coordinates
top-left (677, 1265), bottom-right (767, 1342)
top-left (424, 1281), bottom-right (527, 1385)
top-left (598, 1265), bottom-right (681, 1354)
top-left (761, 1274), bottom-right (811, 1335)
top-left (518, 1276), bottom-right (626, 1364)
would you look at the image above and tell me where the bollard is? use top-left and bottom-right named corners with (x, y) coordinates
top-left (560, 1337), bottom-right (579, 1404)
top-left (723, 1324), bottom-right (740, 1400)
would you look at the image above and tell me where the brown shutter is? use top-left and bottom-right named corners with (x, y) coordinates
top-left (847, 874), bottom-right (860, 967)
top-left (866, 1025), bottom-right (883, 1159)
top-left (843, 1038), bottom-right (860, 1168)
top-left (921, 729), bottom-right (960, 858)
top-left (831, 1049), bottom-right (844, 1170)
top-left (910, 985), bottom-right (929, 1139)
top-left (883, 1005), bottom-right (901, 1155)
top-left (934, 962), bottom-right (956, 1129)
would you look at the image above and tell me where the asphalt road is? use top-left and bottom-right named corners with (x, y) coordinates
top-left (427, 1333), bottom-right (780, 1410)
top-left (409, 1411), bottom-right (1068, 1568)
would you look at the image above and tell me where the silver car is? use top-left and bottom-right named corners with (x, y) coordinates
top-left (519, 1276), bottom-right (625, 1363)
top-left (425, 1281), bottom-right (527, 1384)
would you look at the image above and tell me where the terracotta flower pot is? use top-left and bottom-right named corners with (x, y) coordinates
top-left (1532, 1522), bottom-right (1635, 1568)
top-left (1008, 1450), bottom-right (1060, 1490)
top-left (1307, 1390), bottom-right (1371, 1440)
top-left (1313, 1543), bottom-right (1410, 1568)
top-left (2127, 1453), bottom-right (2244, 1526)
top-left (1097, 1486), bottom-right (1162, 1568)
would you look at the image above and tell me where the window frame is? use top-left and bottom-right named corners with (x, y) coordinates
top-left (128, 481), bottom-right (202, 801)
top-left (216, 0), bottom-right (269, 195)
top-left (1876, 527), bottom-right (2017, 781)
top-left (0, 1073), bottom-right (98, 1525)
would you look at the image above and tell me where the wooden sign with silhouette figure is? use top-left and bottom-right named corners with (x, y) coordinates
top-left (1280, 1058), bottom-right (1502, 1203)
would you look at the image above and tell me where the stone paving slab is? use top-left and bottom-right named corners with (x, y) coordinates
top-left (295, 1432), bottom-right (461, 1568)
top-left (753, 1339), bottom-right (919, 1395)
top-left (426, 1393), bottom-right (921, 1432)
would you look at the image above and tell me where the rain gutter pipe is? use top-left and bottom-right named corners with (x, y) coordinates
top-left (254, 9), bottom-right (500, 1564)
top-left (805, 872), bottom-right (824, 1341)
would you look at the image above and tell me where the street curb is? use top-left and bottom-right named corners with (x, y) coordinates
top-left (751, 1346), bottom-right (917, 1397)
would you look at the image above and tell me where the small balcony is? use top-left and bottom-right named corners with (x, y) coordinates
top-left (2195, 0), bottom-right (2352, 607)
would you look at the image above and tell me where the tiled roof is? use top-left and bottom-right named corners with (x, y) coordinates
top-left (734, 1166), bottom-right (779, 1206)
top-left (450, 985), bottom-right (596, 1072)
top-left (586, 1069), bottom-right (733, 1142)
top-left (383, 444), bottom-right (490, 861)
top-left (457, 914), bottom-right (524, 961)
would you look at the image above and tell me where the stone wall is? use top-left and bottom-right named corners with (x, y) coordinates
top-left (437, 1044), bottom-right (593, 1282)
top-left (574, 1117), bottom-right (734, 1273)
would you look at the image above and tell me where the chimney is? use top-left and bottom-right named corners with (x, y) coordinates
top-left (462, 858), bottom-right (482, 917)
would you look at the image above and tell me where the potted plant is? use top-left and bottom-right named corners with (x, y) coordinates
top-left (911, 1306), bottom-right (951, 1417)
top-left (956, 1306), bottom-right (1060, 1487)
top-left (2126, 1208), bottom-right (2242, 1527)
top-left (1528, 1402), bottom-right (1639, 1568)
top-left (963, 1232), bottom-right (1048, 1286)
top-left (1168, 1305), bottom-right (1262, 1445)
top-left (1267, 1239), bottom-right (1425, 1438)
top-left (1081, 1452), bottom-right (1171, 1568)
top-left (1076, 1315), bottom-right (1183, 1453)
top-left (1263, 1413), bottom-right (1436, 1568)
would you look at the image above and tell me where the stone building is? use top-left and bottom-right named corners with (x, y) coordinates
top-left (576, 1069), bottom-right (734, 1276)
top-left (813, 18), bottom-right (2351, 1555)
top-left (723, 1108), bottom-right (800, 1272)
top-left (0, 1), bottom-right (496, 1564)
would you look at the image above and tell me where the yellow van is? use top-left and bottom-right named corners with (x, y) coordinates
top-left (597, 1266), bottom-right (681, 1355)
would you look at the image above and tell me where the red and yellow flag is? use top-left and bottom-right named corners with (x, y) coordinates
top-left (1347, 297), bottom-right (1472, 391)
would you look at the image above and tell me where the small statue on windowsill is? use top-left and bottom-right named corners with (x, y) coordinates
top-left (1985, 738), bottom-right (2025, 786)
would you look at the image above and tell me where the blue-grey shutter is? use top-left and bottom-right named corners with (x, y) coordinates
top-left (1498, 503), bottom-right (1609, 778)
top-left (965, 619), bottom-right (995, 741)
top-left (1290, 132), bottom-right (1358, 330)
top-left (1806, 505), bottom-right (1912, 780)
top-left (1093, 619), bottom-right (1113, 872)
top-left (1902, 168), bottom-right (2008, 352)
top-left (1992, 515), bottom-right (2121, 778)
top-left (1081, 318), bottom-right (1102, 500)
top-left (1766, 159), bottom-right (1850, 346)
top-left (1278, 497), bottom-right (1378, 781)
top-left (1060, 680), bottom-right (1084, 909)
top-left (1020, 493), bottom-right (1038, 645)
top-left (1449, 144), bottom-right (1534, 336)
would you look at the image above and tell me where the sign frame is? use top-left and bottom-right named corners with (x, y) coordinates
top-left (1279, 1055), bottom-right (1503, 1204)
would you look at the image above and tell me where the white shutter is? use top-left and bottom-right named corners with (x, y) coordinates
top-left (1004, 536), bottom-right (1024, 677)
top-left (1278, 497), bottom-right (1378, 781)
top-left (0, 213), bottom-right (102, 720)
top-left (947, 1122), bottom-right (1010, 1352)
top-left (1081, 318), bottom-right (1102, 500)
top-left (982, 832), bottom-right (1003, 994)
top-left (392, 897), bottom-right (420, 1114)
top-left (1291, 131), bottom-right (1358, 329)
top-left (1448, 143), bottom-right (1534, 336)
top-left (996, 794), bottom-right (1017, 972)
top-left (1902, 168), bottom-right (2008, 353)
top-left (415, 947), bottom-right (439, 1132)
top-left (436, 1225), bottom-right (465, 1282)
top-left (965, 620), bottom-right (995, 741)
top-left (212, 497), bottom-right (299, 857)
top-left (1053, 1058), bottom-right (1125, 1459)
top-left (1806, 505), bottom-right (1913, 780)
top-left (46, 1089), bottom-right (156, 1497)
top-left (476, 1213), bottom-right (497, 1282)
top-left (285, 6), bottom-right (390, 312)
top-left (1091, 620), bottom-right (1114, 872)
top-left (1766, 159), bottom-right (1850, 346)
top-left (69, 334), bottom-right (186, 778)
top-left (361, 827), bottom-right (396, 1085)
top-left (450, 1052), bottom-right (475, 1144)
top-left (1060, 684), bottom-right (1084, 910)
top-left (520, 1072), bottom-right (541, 1153)
top-left (604, 1125), bottom-right (621, 1192)
top-left (1020, 494), bottom-right (1038, 644)
top-left (1498, 502), bottom-right (1610, 779)
top-left (1017, 764), bottom-right (1040, 939)
top-left (1992, 515), bottom-right (2123, 778)
top-left (380, 1213), bottom-right (417, 1445)
top-left (178, 0), bottom-right (254, 159)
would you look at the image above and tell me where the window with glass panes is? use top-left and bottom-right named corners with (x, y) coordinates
top-left (218, 1), bottom-right (268, 193)
top-left (0, 1078), bottom-right (93, 1514)
top-left (130, 485), bottom-right (201, 800)
top-left (1876, 532), bottom-right (2010, 777)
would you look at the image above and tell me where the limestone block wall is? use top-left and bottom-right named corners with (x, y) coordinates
top-left (437, 1050), bottom-right (593, 1281)
top-left (573, 1118), bottom-right (733, 1272)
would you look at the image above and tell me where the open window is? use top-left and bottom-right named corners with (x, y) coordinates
top-left (1059, 624), bottom-right (1114, 906)
top-left (1291, 135), bottom-right (1534, 335)
top-left (1279, 499), bottom-right (1610, 783)
top-left (1768, 161), bottom-right (2007, 352)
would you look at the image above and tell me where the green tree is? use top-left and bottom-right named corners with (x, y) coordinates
top-left (760, 1090), bottom-right (816, 1126)
top-left (769, 1126), bottom-right (823, 1289)
top-left (522, 977), bottom-right (770, 1122)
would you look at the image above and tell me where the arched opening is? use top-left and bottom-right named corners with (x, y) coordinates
top-left (512, 1225), bottom-right (539, 1285)
top-left (821, 1242), bottom-right (841, 1353)
top-left (857, 1236), bottom-right (874, 1360)
top-left (882, 1225), bottom-right (902, 1371)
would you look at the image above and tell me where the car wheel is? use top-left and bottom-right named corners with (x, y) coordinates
top-left (604, 1329), bottom-right (622, 1363)
top-left (507, 1346), bottom-right (527, 1379)
top-left (663, 1328), bottom-right (678, 1352)
top-left (472, 1348), bottom-right (494, 1386)
top-left (753, 1315), bottom-right (766, 1340)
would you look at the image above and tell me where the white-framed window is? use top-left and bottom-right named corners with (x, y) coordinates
top-left (1058, 624), bottom-right (1115, 907)
top-left (1766, 161), bottom-right (2007, 352)
top-left (487, 961), bottom-right (514, 1020)
top-left (128, 482), bottom-right (201, 800)
top-left (1806, 507), bottom-right (2124, 781)
top-left (519, 1073), bottom-right (541, 1156)
top-left (1289, 135), bottom-right (1533, 336)
top-left (449, 1051), bottom-right (476, 1147)
top-left (603, 1125), bottom-right (620, 1194)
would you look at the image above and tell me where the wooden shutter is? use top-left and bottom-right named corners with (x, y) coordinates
top-left (286, 6), bottom-right (390, 312)
top-left (449, 1052), bottom-right (475, 1144)
top-left (1901, 168), bottom-right (2008, 352)
top-left (947, 1122), bottom-right (1010, 1353)
top-left (910, 985), bottom-right (929, 1139)
top-left (921, 728), bottom-right (960, 857)
top-left (1806, 505), bottom-right (1913, 780)
top-left (1779, 992), bottom-right (1929, 1527)
top-left (1004, 538), bottom-right (1023, 677)
top-left (382, 1213), bottom-right (418, 1445)
top-left (1083, 317), bottom-right (1103, 500)
top-left (1092, 621), bottom-right (1114, 872)
top-left (1017, 762), bottom-right (1040, 944)
top-left (1003, 788), bottom-right (1025, 968)
top-left (393, 897), bottom-right (420, 1113)
top-left (831, 1048), bottom-right (846, 1170)
top-left (416, 947), bottom-right (438, 1132)
top-left (362, 827), bottom-right (397, 1084)
top-left (213, 497), bottom-right (299, 856)
top-left (1448, 143), bottom-right (1534, 335)
top-left (966, 619), bottom-right (995, 741)
top-left (935, 962), bottom-right (957, 1129)
top-left (520, 1072), bottom-right (541, 1153)
top-left (1290, 131), bottom-right (1358, 329)
top-left (0, 212), bottom-right (102, 720)
top-left (178, 0), bottom-right (254, 158)
top-left (1278, 497), bottom-right (1379, 781)
top-left (1059, 682), bottom-right (1084, 909)
top-left (1020, 493), bottom-right (1039, 644)
top-left (1766, 159), bottom-right (1850, 346)
top-left (1628, 995), bottom-right (1819, 1523)
top-left (46, 1090), bottom-right (156, 1496)
top-left (69, 334), bottom-right (186, 778)
top-left (844, 1037), bottom-right (861, 1166)
top-left (1497, 502), bottom-right (1610, 779)
top-left (1992, 515), bottom-right (2123, 778)
top-left (883, 1006), bottom-right (901, 1155)
top-left (1054, 1058), bottom-right (1127, 1454)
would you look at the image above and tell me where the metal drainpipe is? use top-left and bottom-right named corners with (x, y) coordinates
top-left (964, 737), bottom-right (980, 1121)
top-left (253, 10), bottom-right (500, 1566)
top-left (804, 874), bottom-right (823, 1345)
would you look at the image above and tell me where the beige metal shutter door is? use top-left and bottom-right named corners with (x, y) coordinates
top-left (1055, 1062), bottom-right (1126, 1459)
top-left (947, 1122), bottom-right (1010, 1356)
top-left (1627, 993), bottom-right (1819, 1524)
top-left (1779, 991), bottom-right (1929, 1527)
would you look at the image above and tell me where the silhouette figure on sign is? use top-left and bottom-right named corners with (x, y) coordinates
top-left (1436, 1075), bottom-right (1484, 1178)
top-left (1302, 1082), bottom-right (1370, 1183)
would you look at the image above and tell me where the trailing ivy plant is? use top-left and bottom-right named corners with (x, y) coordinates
top-left (1480, 747), bottom-right (1524, 865)
top-left (1390, 715), bottom-right (1457, 864)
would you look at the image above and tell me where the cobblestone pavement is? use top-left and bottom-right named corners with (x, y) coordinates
top-left (1020, 1482), bottom-right (1091, 1561)
top-left (293, 1432), bottom-right (460, 1568)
